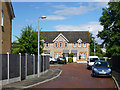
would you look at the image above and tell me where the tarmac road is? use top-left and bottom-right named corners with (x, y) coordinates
top-left (33, 63), bottom-right (116, 88)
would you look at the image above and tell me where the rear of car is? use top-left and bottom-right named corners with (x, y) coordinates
top-left (92, 60), bottom-right (112, 77)
top-left (87, 56), bottom-right (99, 69)
top-left (57, 57), bottom-right (67, 64)
top-left (49, 56), bottom-right (57, 64)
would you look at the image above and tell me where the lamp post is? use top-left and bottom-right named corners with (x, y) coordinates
top-left (92, 38), bottom-right (96, 56)
top-left (38, 16), bottom-right (46, 77)
top-left (94, 39), bottom-right (95, 56)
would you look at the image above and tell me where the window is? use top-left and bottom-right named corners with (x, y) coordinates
top-left (55, 53), bottom-right (60, 58)
top-left (55, 43), bottom-right (57, 47)
top-left (83, 43), bottom-right (86, 47)
top-left (78, 43), bottom-right (81, 47)
top-left (1, 10), bottom-right (3, 26)
top-left (73, 43), bottom-right (76, 47)
top-left (80, 53), bottom-right (85, 59)
top-left (60, 43), bottom-right (62, 47)
top-left (65, 43), bottom-right (67, 47)
top-left (46, 42), bottom-right (49, 47)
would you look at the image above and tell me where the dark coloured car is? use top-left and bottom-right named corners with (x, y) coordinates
top-left (57, 57), bottom-right (67, 64)
top-left (91, 60), bottom-right (112, 77)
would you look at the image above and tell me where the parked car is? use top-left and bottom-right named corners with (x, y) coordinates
top-left (91, 60), bottom-right (112, 77)
top-left (57, 57), bottom-right (67, 64)
top-left (87, 56), bottom-right (99, 69)
top-left (49, 56), bottom-right (57, 64)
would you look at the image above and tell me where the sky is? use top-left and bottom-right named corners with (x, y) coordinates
top-left (11, 1), bottom-right (108, 44)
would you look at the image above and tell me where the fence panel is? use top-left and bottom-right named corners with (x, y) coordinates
top-left (9, 54), bottom-right (20, 79)
top-left (44, 56), bottom-right (46, 71)
top-left (35, 55), bottom-right (38, 74)
top-left (21, 55), bottom-right (25, 80)
top-left (112, 56), bottom-right (120, 72)
top-left (27, 55), bottom-right (33, 76)
top-left (40, 56), bottom-right (43, 72)
top-left (0, 54), bottom-right (2, 80)
top-left (46, 56), bottom-right (50, 70)
top-left (2, 54), bottom-right (8, 80)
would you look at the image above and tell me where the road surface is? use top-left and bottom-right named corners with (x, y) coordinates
top-left (33, 63), bottom-right (116, 88)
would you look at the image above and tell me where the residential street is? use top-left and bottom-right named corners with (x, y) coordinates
top-left (33, 63), bottom-right (116, 88)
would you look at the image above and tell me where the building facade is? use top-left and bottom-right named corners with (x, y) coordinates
top-left (0, 2), bottom-right (15, 54)
top-left (41, 31), bottom-right (91, 62)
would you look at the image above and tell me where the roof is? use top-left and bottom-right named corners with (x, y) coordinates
top-left (40, 31), bottom-right (91, 43)
top-left (5, 2), bottom-right (15, 19)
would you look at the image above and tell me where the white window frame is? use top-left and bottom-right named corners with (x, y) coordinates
top-left (80, 53), bottom-right (85, 59)
top-left (60, 42), bottom-right (62, 47)
top-left (78, 43), bottom-right (81, 47)
top-left (55, 43), bottom-right (57, 47)
top-left (83, 43), bottom-right (86, 47)
top-left (46, 42), bottom-right (49, 47)
top-left (65, 43), bottom-right (67, 47)
top-left (1, 10), bottom-right (3, 27)
top-left (73, 43), bottom-right (76, 47)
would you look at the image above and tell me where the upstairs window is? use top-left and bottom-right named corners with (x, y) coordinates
top-left (60, 43), bottom-right (62, 47)
top-left (73, 43), bottom-right (76, 47)
top-left (65, 43), bottom-right (67, 47)
top-left (55, 43), bottom-right (57, 47)
top-left (1, 10), bottom-right (3, 27)
top-left (78, 43), bottom-right (81, 47)
top-left (46, 42), bottom-right (49, 47)
top-left (83, 43), bottom-right (86, 47)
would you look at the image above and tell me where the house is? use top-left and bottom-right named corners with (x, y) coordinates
top-left (41, 31), bottom-right (91, 63)
top-left (0, 2), bottom-right (15, 54)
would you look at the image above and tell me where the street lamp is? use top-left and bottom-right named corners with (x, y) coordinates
top-left (92, 38), bottom-right (96, 56)
top-left (38, 16), bottom-right (46, 77)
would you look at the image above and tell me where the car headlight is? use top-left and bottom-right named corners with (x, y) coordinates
top-left (108, 69), bottom-right (111, 71)
top-left (94, 68), bottom-right (97, 71)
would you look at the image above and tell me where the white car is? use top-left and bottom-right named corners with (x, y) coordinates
top-left (49, 56), bottom-right (57, 64)
top-left (87, 56), bottom-right (99, 69)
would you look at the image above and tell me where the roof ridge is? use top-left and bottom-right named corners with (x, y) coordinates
top-left (40, 31), bottom-right (89, 33)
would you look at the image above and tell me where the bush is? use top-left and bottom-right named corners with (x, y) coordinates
top-left (69, 53), bottom-right (73, 57)
top-left (68, 57), bottom-right (73, 63)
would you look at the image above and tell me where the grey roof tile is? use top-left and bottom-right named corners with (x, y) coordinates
top-left (40, 31), bottom-right (90, 43)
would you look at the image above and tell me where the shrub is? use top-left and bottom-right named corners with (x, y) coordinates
top-left (68, 57), bottom-right (73, 63)
top-left (69, 53), bottom-right (73, 57)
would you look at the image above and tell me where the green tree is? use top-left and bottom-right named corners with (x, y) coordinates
top-left (11, 41), bottom-right (19, 54)
top-left (97, 2), bottom-right (120, 57)
top-left (16, 25), bottom-right (44, 55)
top-left (89, 32), bottom-right (104, 57)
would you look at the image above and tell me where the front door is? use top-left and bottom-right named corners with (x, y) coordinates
top-left (63, 53), bottom-right (68, 62)
top-left (73, 53), bottom-right (77, 62)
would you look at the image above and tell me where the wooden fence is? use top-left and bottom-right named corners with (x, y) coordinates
top-left (0, 53), bottom-right (50, 85)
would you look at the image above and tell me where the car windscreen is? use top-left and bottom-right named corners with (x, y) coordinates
top-left (90, 58), bottom-right (98, 62)
top-left (94, 62), bottom-right (108, 67)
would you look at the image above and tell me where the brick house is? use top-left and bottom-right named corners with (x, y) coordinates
top-left (41, 31), bottom-right (91, 62)
top-left (0, 2), bottom-right (15, 54)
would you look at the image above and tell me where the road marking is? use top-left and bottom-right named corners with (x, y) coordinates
top-left (112, 76), bottom-right (120, 90)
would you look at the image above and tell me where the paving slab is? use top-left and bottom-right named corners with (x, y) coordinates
top-left (2, 69), bottom-right (61, 90)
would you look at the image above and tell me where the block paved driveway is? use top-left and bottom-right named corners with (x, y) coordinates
top-left (33, 63), bottom-right (116, 88)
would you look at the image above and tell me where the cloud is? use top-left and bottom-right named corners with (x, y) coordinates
top-left (46, 15), bottom-right (67, 20)
top-left (53, 3), bottom-right (107, 16)
top-left (52, 21), bottom-right (103, 44)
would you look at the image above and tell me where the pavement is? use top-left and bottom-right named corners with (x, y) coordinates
top-left (2, 68), bottom-right (62, 90)
top-left (33, 63), bottom-right (116, 88)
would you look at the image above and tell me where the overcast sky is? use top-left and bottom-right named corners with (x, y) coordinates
top-left (11, 1), bottom-right (109, 44)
